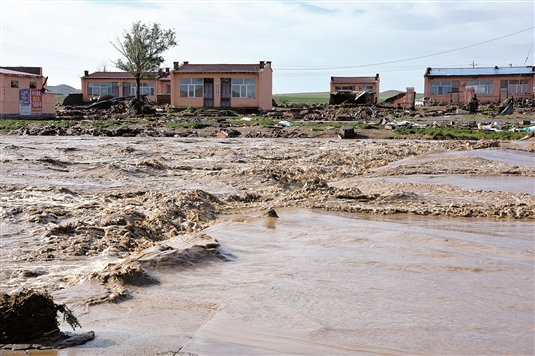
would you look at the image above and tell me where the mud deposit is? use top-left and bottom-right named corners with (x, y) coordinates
top-left (1, 136), bottom-right (534, 355)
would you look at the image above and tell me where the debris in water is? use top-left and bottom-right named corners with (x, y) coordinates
top-left (264, 206), bottom-right (279, 218)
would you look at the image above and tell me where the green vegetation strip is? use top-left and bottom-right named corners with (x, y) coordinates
top-left (394, 127), bottom-right (529, 140)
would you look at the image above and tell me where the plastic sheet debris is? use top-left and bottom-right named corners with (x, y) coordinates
top-left (478, 123), bottom-right (502, 132)
top-left (279, 120), bottom-right (294, 127)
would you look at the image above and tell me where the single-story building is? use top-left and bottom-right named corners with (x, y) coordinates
top-left (0, 67), bottom-right (56, 119)
top-left (80, 69), bottom-right (171, 103)
top-left (330, 75), bottom-right (380, 104)
top-left (424, 66), bottom-right (535, 105)
top-left (170, 61), bottom-right (273, 111)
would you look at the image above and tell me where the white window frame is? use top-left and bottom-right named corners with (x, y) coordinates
top-left (467, 80), bottom-right (493, 95)
top-left (501, 80), bottom-right (530, 94)
top-left (180, 78), bottom-right (204, 98)
top-left (129, 82), bottom-right (154, 96)
top-left (231, 78), bottom-right (256, 98)
top-left (430, 81), bottom-right (455, 95)
top-left (88, 82), bottom-right (112, 96)
top-left (335, 86), bottom-right (355, 92)
top-left (358, 85), bottom-right (374, 92)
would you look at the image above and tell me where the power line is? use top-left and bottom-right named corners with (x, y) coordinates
top-left (524, 41), bottom-right (534, 65)
top-left (274, 26), bottom-right (534, 71)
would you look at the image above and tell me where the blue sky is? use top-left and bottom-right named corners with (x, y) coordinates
top-left (1, 0), bottom-right (533, 93)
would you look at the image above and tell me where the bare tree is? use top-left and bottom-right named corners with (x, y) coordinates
top-left (97, 61), bottom-right (109, 72)
top-left (111, 21), bottom-right (177, 100)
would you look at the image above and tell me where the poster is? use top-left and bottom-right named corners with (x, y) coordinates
top-left (19, 89), bottom-right (31, 115)
top-left (31, 89), bottom-right (42, 114)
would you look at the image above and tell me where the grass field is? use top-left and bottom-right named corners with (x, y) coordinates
top-left (272, 91), bottom-right (423, 106)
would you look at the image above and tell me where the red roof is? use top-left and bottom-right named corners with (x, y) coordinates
top-left (331, 76), bottom-right (378, 84)
top-left (84, 72), bottom-right (135, 79)
top-left (84, 71), bottom-right (169, 81)
top-left (0, 68), bottom-right (42, 78)
top-left (173, 63), bottom-right (267, 74)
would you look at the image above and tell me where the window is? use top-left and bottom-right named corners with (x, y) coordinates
top-left (430, 81), bottom-right (458, 95)
top-left (88, 82), bottom-right (112, 96)
top-left (11, 81), bottom-right (18, 88)
top-left (501, 80), bottom-right (530, 94)
top-left (358, 85), bottom-right (374, 92)
top-left (128, 83), bottom-right (155, 96)
top-left (335, 86), bottom-right (355, 92)
top-left (180, 78), bottom-right (203, 97)
top-left (231, 78), bottom-right (256, 98)
top-left (467, 80), bottom-right (492, 95)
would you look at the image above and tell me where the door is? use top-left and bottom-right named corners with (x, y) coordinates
top-left (221, 78), bottom-right (231, 107)
top-left (500, 88), bottom-right (508, 102)
top-left (204, 79), bottom-right (214, 107)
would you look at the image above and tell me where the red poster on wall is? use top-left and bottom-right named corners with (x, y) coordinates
top-left (31, 90), bottom-right (42, 114)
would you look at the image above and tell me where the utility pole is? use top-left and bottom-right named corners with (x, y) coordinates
top-left (470, 61), bottom-right (477, 68)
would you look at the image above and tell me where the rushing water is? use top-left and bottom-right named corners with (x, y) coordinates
top-left (1, 137), bottom-right (533, 355)
top-left (51, 208), bottom-right (534, 356)
top-left (363, 174), bottom-right (535, 195)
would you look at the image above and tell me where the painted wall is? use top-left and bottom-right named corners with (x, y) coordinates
top-left (81, 77), bottom-right (161, 103)
top-left (424, 75), bottom-right (534, 104)
top-left (170, 63), bottom-right (273, 111)
top-left (258, 63), bottom-right (273, 110)
top-left (0, 71), bottom-right (56, 118)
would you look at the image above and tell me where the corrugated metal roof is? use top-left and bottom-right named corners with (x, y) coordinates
top-left (426, 66), bottom-right (535, 77)
top-left (331, 76), bottom-right (378, 84)
top-left (0, 68), bottom-right (42, 78)
top-left (173, 63), bottom-right (265, 74)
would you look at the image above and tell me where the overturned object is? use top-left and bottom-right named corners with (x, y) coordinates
top-left (498, 98), bottom-right (514, 115)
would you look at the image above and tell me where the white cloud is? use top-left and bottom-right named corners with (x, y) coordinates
top-left (1, 0), bottom-right (533, 93)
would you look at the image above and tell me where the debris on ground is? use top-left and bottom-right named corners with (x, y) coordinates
top-left (0, 289), bottom-right (92, 349)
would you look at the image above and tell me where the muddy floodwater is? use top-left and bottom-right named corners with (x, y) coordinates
top-left (1, 136), bottom-right (534, 355)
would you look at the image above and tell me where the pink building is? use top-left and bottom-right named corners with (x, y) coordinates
top-left (424, 66), bottom-right (535, 105)
top-left (170, 61), bottom-right (273, 111)
top-left (330, 75), bottom-right (380, 104)
top-left (80, 69), bottom-right (171, 103)
top-left (0, 67), bottom-right (56, 119)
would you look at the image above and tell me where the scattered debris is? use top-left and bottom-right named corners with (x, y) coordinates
top-left (338, 126), bottom-right (357, 139)
top-left (329, 91), bottom-right (374, 105)
top-left (264, 206), bottom-right (279, 218)
top-left (0, 289), bottom-right (89, 348)
top-left (498, 97), bottom-right (514, 115)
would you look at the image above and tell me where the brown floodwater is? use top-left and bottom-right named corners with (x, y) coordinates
top-left (1, 136), bottom-right (533, 355)
top-left (48, 208), bottom-right (533, 356)
top-left (362, 174), bottom-right (535, 195)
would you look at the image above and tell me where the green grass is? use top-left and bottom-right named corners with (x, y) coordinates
top-left (394, 127), bottom-right (529, 140)
top-left (273, 92), bottom-right (329, 106)
top-left (55, 95), bottom-right (66, 105)
top-left (273, 91), bottom-right (424, 106)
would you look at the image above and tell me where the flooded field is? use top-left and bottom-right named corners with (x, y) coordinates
top-left (1, 136), bottom-right (534, 355)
